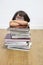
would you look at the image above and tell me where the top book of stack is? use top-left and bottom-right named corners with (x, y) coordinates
top-left (8, 27), bottom-right (30, 32)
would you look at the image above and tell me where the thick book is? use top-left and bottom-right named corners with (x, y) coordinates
top-left (6, 42), bottom-right (32, 51)
top-left (7, 27), bottom-right (30, 32)
top-left (4, 41), bottom-right (29, 47)
top-left (5, 34), bottom-right (31, 42)
top-left (7, 47), bottom-right (29, 51)
top-left (10, 31), bottom-right (30, 35)
top-left (11, 34), bottom-right (31, 38)
top-left (7, 45), bottom-right (29, 51)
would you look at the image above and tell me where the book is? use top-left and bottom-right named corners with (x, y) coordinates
top-left (7, 46), bottom-right (29, 50)
top-left (11, 34), bottom-right (31, 38)
top-left (7, 46), bottom-right (29, 51)
top-left (10, 30), bottom-right (30, 35)
top-left (6, 42), bottom-right (32, 51)
top-left (4, 41), bottom-right (28, 46)
top-left (7, 27), bottom-right (30, 32)
top-left (5, 34), bottom-right (31, 42)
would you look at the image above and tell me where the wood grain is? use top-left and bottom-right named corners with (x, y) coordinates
top-left (0, 29), bottom-right (43, 65)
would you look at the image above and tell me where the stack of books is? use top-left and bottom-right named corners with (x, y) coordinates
top-left (4, 20), bottom-right (32, 51)
top-left (4, 28), bottom-right (31, 51)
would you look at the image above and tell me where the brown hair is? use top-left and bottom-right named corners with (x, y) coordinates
top-left (12, 10), bottom-right (30, 22)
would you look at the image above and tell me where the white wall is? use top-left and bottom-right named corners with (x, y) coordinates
top-left (0, 0), bottom-right (43, 29)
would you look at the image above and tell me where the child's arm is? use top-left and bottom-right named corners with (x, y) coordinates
top-left (9, 20), bottom-right (29, 28)
top-left (14, 20), bottom-right (28, 26)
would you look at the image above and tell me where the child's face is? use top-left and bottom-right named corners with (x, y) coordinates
top-left (15, 14), bottom-right (24, 21)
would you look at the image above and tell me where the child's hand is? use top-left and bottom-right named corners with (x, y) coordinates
top-left (9, 20), bottom-right (19, 27)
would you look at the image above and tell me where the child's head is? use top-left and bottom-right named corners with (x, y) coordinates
top-left (12, 10), bottom-right (30, 22)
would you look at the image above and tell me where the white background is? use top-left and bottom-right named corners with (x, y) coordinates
top-left (0, 0), bottom-right (43, 29)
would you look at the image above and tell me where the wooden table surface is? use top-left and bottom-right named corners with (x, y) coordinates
top-left (0, 29), bottom-right (43, 65)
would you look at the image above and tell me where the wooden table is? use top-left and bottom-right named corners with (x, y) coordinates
top-left (0, 29), bottom-right (43, 65)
